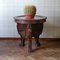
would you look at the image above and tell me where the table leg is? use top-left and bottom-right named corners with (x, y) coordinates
top-left (19, 37), bottom-right (25, 46)
top-left (35, 35), bottom-right (41, 47)
top-left (19, 34), bottom-right (25, 46)
top-left (27, 24), bottom-right (32, 52)
top-left (28, 38), bottom-right (32, 52)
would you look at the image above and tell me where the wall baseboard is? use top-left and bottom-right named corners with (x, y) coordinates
top-left (0, 37), bottom-right (20, 40)
top-left (0, 37), bottom-right (60, 41)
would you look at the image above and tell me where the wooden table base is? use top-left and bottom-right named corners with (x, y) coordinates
top-left (14, 15), bottom-right (47, 52)
top-left (17, 23), bottom-right (42, 52)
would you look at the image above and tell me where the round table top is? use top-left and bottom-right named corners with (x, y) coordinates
top-left (14, 15), bottom-right (47, 24)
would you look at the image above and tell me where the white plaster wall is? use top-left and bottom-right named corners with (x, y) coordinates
top-left (0, 0), bottom-right (60, 38)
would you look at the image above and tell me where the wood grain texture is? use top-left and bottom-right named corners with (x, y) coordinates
top-left (0, 40), bottom-right (60, 60)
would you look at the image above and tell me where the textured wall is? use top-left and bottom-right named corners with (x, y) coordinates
top-left (0, 0), bottom-right (60, 38)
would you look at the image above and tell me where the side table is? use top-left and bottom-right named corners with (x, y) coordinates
top-left (14, 15), bottom-right (47, 52)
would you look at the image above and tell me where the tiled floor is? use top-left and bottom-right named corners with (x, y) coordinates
top-left (0, 40), bottom-right (60, 60)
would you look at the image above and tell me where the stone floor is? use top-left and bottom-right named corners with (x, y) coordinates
top-left (0, 40), bottom-right (60, 60)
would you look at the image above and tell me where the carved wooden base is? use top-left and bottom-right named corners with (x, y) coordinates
top-left (17, 23), bottom-right (43, 52)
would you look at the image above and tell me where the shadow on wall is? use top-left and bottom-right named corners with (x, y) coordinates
top-left (40, 17), bottom-right (60, 38)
